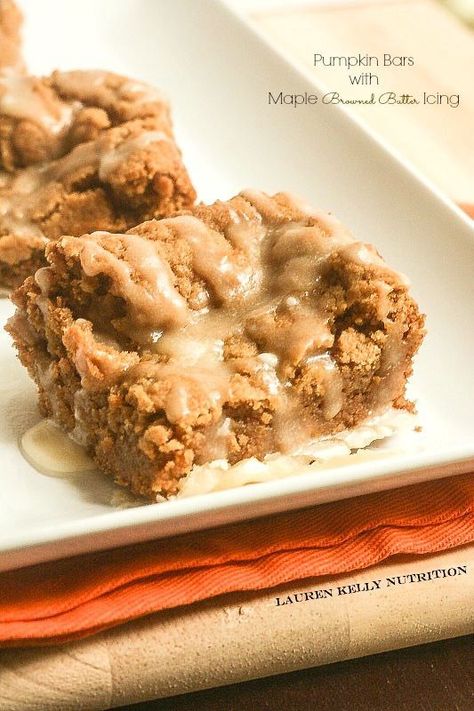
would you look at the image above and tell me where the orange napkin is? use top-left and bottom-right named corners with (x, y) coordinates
top-left (460, 203), bottom-right (474, 219)
top-left (0, 472), bottom-right (473, 647)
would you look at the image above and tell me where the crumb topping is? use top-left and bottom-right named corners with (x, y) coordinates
top-left (0, 68), bottom-right (196, 286)
top-left (30, 190), bottom-right (421, 466)
top-left (0, 69), bottom-right (172, 170)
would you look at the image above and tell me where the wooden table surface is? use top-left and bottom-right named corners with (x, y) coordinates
top-left (114, 634), bottom-right (474, 710)
top-left (117, 3), bottom-right (473, 708)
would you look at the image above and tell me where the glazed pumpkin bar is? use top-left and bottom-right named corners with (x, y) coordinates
top-left (8, 190), bottom-right (425, 500)
top-left (0, 69), bottom-right (175, 170)
top-left (0, 70), bottom-right (196, 286)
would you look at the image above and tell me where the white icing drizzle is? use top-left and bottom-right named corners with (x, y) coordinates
top-left (119, 80), bottom-right (167, 104)
top-left (162, 215), bottom-right (261, 302)
top-left (175, 408), bottom-right (417, 498)
top-left (305, 354), bottom-right (344, 420)
top-left (50, 70), bottom-right (168, 109)
top-left (98, 131), bottom-right (171, 179)
top-left (62, 232), bottom-right (190, 340)
top-left (0, 74), bottom-right (73, 133)
top-left (20, 419), bottom-right (95, 477)
top-left (124, 361), bottom-right (231, 425)
top-left (18, 407), bottom-right (415, 491)
top-left (29, 189), bottom-right (414, 471)
top-left (0, 130), bottom-right (170, 259)
top-left (340, 242), bottom-right (410, 286)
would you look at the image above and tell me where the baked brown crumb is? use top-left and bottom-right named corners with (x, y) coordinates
top-left (0, 69), bottom-right (174, 170)
top-left (0, 69), bottom-right (196, 287)
top-left (7, 190), bottom-right (426, 499)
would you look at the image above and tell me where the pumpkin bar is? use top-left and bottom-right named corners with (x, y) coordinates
top-left (0, 69), bottom-right (175, 170)
top-left (7, 190), bottom-right (425, 499)
top-left (0, 70), bottom-right (196, 286)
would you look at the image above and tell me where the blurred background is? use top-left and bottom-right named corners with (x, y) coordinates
top-left (442, 0), bottom-right (473, 26)
top-left (233, 0), bottom-right (474, 27)
top-left (231, 0), bottom-right (473, 210)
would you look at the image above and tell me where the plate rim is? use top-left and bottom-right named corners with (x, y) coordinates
top-left (1, 0), bottom-right (473, 571)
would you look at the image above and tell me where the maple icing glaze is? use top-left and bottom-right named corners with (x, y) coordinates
top-left (0, 130), bottom-right (171, 263)
top-left (20, 419), bottom-right (95, 476)
top-left (98, 131), bottom-right (170, 179)
top-left (0, 74), bottom-right (74, 133)
top-left (0, 68), bottom-right (173, 264)
top-left (64, 231), bottom-right (190, 338)
top-left (0, 69), bottom-right (168, 139)
top-left (49, 70), bottom-right (168, 108)
top-left (37, 190), bottom-right (409, 456)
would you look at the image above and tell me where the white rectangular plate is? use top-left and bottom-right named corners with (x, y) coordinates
top-left (1, 0), bottom-right (473, 572)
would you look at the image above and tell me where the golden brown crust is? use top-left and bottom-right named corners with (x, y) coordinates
top-left (8, 191), bottom-right (426, 499)
top-left (0, 248), bottom-right (46, 289)
top-left (0, 71), bottom-right (196, 287)
top-left (0, 70), bottom-right (173, 171)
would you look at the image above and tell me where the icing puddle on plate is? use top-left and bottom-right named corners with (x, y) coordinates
top-left (19, 408), bottom-right (418, 501)
top-left (20, 419), bottom-right (95, 477)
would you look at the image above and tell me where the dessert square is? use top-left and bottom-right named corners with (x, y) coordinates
top-left (8, 190), bottom-right (425, 500)
top-left (0, 70), bottom-right (196, 286)
top-left (0, 69), bottom-right (174, 170)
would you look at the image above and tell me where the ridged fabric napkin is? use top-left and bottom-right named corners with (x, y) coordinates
top-left (0, 472), bottom-right (473, 647)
